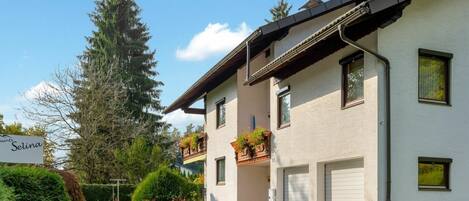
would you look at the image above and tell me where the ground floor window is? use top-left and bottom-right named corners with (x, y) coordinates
top-left (418, 157), bottom-right (452, 191)
top-left (216, 157), bottom-right (225, 185)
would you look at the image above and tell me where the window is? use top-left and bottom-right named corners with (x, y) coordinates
top-left (277, 86), bottom-right (291, 128)
top-left (216, 98), bottom-right (226, 128)
top-left (418, 157), bottom-right (452, 191)
top-left (418, 49), bottom-right (452, 105)
top-left (341, 52), bottom-right (364, 108)
top-left (216, 157), bottom-right (226, 185)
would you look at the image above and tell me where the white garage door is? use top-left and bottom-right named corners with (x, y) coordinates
top-left (284, 166), bottom-right (310, 201)
top-left (325, 159), bottom-right (364, 201)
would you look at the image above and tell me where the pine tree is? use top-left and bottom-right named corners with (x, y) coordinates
top-left (81, 0), bottom-right (164, 132)
top-left (70, 0), bottom-right (166, 183)
top-left (265, 0), bottom-right (293, 23)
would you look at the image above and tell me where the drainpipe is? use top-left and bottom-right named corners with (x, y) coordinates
top-left (338, 24), bottom-right (391, 201)
top-left (245, 41), bottom-right (251, 82)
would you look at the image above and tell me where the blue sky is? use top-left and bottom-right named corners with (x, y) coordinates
top-left (0, 0), bottom-right (307, 130)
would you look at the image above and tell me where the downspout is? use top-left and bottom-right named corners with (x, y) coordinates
top-left (338, 24), bottom-right (391, 201)
top-left (245, 41), bottom-right (251, 82)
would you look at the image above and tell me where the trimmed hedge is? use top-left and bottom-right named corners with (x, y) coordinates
top-left (82, 184), bottom-right (135, 201)
top-left (0, 166), bottom-right (70, 201)
top-left (132, 166), bottom-right (200, 201)
top-left (0, 180), bottom-right (15, 201)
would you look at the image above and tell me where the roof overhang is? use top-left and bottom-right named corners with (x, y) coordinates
top-left (163, 0), bottom-right (377, 114)
top-left (247, 0), bottom-right (410, 86)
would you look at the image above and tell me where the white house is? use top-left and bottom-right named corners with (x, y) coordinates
top-left (165, 0), bottom-right (469, 200)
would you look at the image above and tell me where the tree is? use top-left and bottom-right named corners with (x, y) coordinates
top-left (114, 137), bottom-right (166, 183)
top-left (81, 0), bottom-right (164, 134)
top-left (22, 0), bottom-right (173, 183)
top-left (265, 0), bottom-right (292, 23)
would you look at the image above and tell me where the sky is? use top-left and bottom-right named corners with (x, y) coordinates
top-left (0, 0), bottom-right (308, 131)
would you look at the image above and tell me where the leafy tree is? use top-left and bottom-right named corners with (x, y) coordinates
top-left (115, 137), bottom-right (166, 183)
top-left (265, 0), bottom-right (292, 23)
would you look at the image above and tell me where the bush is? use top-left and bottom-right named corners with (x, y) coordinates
top-left (51, 170), bottom-right (86, 201)
top-left (0, 166), bottom-right (70, 201)
top-left (82, 184), bottom-right (135, 201)
top-left (132, 166), bottom-right (200, 201)
top-left (0, 180), bottom-right (15, 201)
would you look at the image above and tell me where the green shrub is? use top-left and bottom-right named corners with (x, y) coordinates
top-left (81, 184), bottom-right (134, 201)
top-left (0, 180), bottom-right (15, 201)
top-left (0, 166), bottom-right (70, 201)
top-left (132, 166), bottom-right (200, 201)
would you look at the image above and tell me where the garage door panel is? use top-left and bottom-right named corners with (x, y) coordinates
top-left (284, 166), bottom-right (310, 201)
top-left (325, 159), bottom-right (364, 201)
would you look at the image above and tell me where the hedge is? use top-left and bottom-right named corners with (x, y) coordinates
top-left (0, 180), bottom-right (15, 201)
top-left (82, 184), bottom-right (135, 201)
top-left (132, 166), bottom-right (200, 201)
top-left (0, 166), bottom-right (70, 201)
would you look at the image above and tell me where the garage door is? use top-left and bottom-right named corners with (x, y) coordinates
top-left (325, 159), bottom-right (364, 201)
top-left (284, 166), bottom-right (310, 201)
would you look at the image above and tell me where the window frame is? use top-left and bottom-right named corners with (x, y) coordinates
top-left (215, 156), bottom-right (226, 185)
top-left (216, 98), bottom-right (226, 129)
top-left (418, 157), bottom-right (452, 191)
top-left (340, 51), bottom-right (365, 109)
top-left (277, 86), bottom-right (291, 129)
top-left (418, 48), bottom-right (452, 106)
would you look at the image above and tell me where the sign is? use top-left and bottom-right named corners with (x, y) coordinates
top-left (0, 134), bottom-right (44, 164)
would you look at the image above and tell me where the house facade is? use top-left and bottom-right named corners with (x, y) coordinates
top-left (166, 0), bottom-right (469, 200)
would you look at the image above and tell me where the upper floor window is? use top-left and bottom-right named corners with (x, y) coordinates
top-left (216, 98), bottom-right (226, 128)
top-left (277, 86), bottom-right (291, 128)
top-left (341, 52), bottom-right (364, 108)
top-left (418, 157), bottom-right (452, 191)
top-left (418, 49), bottom-right (452, 105)
top-left (216, 157), bottom-right (226, 185)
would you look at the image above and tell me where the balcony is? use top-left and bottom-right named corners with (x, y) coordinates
top-left (179, 132), bottom-right (207, 164)
top-left (231, 128), bottom-right (271, 166)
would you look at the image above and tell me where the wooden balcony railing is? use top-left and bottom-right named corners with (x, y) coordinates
top-left (180, 133), bottom-right (207, 164)
top-left (231, 130), bottom-right (271, 166)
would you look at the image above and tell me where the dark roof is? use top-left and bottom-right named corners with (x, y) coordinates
top-left (163, 0), bottom-right (360, 114)
top-left (248, 0), bottom-right (410, 85)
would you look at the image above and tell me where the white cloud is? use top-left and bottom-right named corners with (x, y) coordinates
top-left (176, 22), bottom-right (252, 61)
top-left (24, 81), bottom-right (58, 100)
top-left (163, 109), bottom-right (204, 131)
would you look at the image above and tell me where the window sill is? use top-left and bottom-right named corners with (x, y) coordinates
top-left (342, 99), bottom-right (364, 110)
top-left (216, 124), bottom-right (226, 129)
top-left (419, 187), bottom-right (451, 192)
top-left (216, 182), bottom-right (226, 186)
top-left (418, 99), bottom-right (451, 106)
top-left (278, 123), bottom-right (290, 130)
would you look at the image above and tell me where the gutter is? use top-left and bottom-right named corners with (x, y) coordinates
top-left (247, 1), bottom-right (370, 85)
top-left (338, 23), bottom-right (392, 201)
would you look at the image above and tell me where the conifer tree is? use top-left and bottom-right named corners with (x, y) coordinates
top-left (265, 0), bottom-right (293, 23)
top-left (80, 0), bottom-right (164, 132)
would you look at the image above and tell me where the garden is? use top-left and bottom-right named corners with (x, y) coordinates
top-left (0, 165), bottom-right (203, 201)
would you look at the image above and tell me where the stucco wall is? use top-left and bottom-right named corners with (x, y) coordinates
top-left (206, 75), bottom-right (238, 201)
top-left (270, 32), bottom-right (380, 201)
top-left (236, 48), bottom-right (271, 201)
top-left (378, 0), bottom-right (469, 200)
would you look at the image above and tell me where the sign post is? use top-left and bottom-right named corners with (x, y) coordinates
top-left (0, 134), bottom-right (44, 164)
top-left (110, 179), bottom-right (127, 201)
